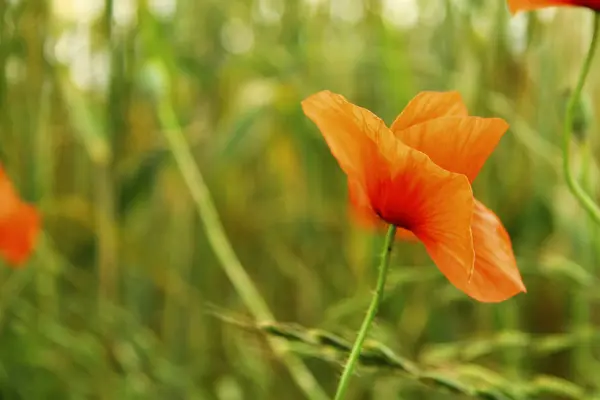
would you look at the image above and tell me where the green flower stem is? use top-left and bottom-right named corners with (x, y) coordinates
top-left (334, 224), bottom-right (397, 400)
top-left (563, 12), bottom-right (600, 224)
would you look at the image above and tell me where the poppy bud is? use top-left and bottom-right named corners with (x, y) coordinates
top-left (561, 89), bottom-right (593, 142)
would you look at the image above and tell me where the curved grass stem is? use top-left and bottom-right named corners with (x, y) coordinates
top-left (158, 94), bottom-right (328, 400)
top-left (563, 12), bottom-right (600, 224)
top-left (334, 224), bottom-right (397, 400)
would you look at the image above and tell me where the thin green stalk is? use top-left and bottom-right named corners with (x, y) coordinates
top-left (94, 164), bottom-right (118, 305)
top-left (34, 79), bottom-right (57, 320)
top-left (97, 0), bottom-right (119, 316)
top-left (157, 95), bottom-right (328, 400)
top-left (572, 139), bottom-right (597, 385)
top-left (0, 0), bottom-right (6, 116)
top-left (158, 101), bottom-right (272, 320)
top-left (334, 224), bottom-right (397, 400)
top-left (563, 12), bottom-right (600, 224)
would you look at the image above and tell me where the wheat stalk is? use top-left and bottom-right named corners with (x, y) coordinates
top-left (212, 313), bottom-right (598, 400)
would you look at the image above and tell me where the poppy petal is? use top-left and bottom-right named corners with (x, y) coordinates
top-left (391, 117), bottom-right (509, 183)
top-left (396, 228), bottom-right (418, 241)
top-left (507, 0), bottom-right (599, 13)
top-left (301, 90), bottom-right (399, 186)
top-left (0, 168), bottom-right (40, 266)
top-left (466, 199), bottom-right (526, 302)
top-left (348, 177), bottom-right (381, 228)
top-left (348, 179), bottom-right (424, 242)
top-left (0, 203), bottom-right (40, 266)
top-left (391, 91), bottom-right (468, 131)
top-left (366, 148), bottom-right (476, 293)
top-left (392, 171), bottom-right (476, 300)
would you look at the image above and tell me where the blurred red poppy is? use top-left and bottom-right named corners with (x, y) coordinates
top-left (508, 0), bottom-right (600, 13)
top-left (302, 91), bottom-right (526, 302)
top-left (0, 166), bottom-right (40, 266)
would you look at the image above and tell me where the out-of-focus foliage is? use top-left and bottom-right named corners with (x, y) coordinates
top-left (1, 0), bottom-right (600, 398)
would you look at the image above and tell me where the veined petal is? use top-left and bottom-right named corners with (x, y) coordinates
top-left (388, 171), bottom-right (476, 299)
top-left (0, 168), bottom-right (40, 266)
top-left (391, 91), bottom-right (468, 131)
top-left (344, 134), bottom-right (474, 249)
top-left (467, 199), bottom-right (526, 302)
top-left (507, 0), bottom-right (600, 13)
top-left (301, 90), bottom-right (399, 186)
top-left (348, 177), bottom-right (381, 228)
top-left (396, 228), bottom-right (419, 241)
top-left (360, 134), bottom-right (474, 230)
top-left (368, 150), bottom-right (475, 291)
top-left (391, 117), bottom-right (509, 183)
top-left (348, 178), bottom-right (423, 242)
top-left (304, 90), bottom-right (483, 297)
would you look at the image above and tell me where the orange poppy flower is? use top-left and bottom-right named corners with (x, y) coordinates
top-left (507, 0), bottom-right (600, 13)
top-left (0, 166), bottom-right (40, 266)
top-left (302, 90), bottom-right (526, 302)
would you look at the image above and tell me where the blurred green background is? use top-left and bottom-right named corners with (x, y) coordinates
top-left (1, 0), bottom-right (600, 398)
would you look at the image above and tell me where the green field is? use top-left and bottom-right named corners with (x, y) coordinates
top-left (1, 0), bottom-right (600, 399)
